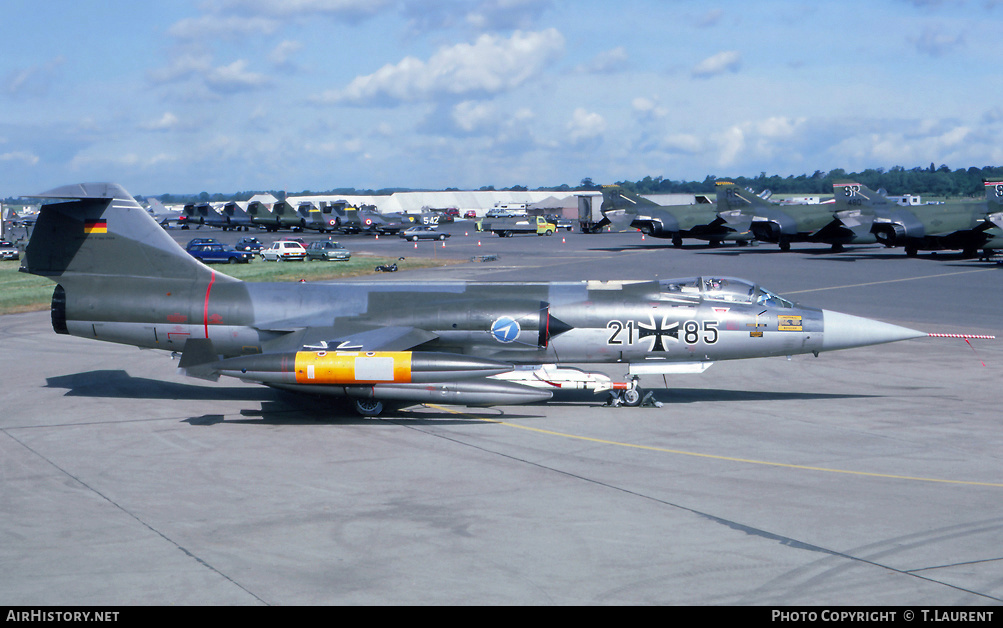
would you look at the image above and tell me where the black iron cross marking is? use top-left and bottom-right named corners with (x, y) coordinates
top-left (638, 315), bottom-right (679, 352)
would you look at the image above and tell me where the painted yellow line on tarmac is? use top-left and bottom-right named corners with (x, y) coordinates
top-left (785, 268), bottom-right (995, 295)
top-left (426, 405), bottom-right (1003, 488)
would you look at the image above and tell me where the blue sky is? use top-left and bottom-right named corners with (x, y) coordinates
top-left (3, 0), bottom-right (1003, 196)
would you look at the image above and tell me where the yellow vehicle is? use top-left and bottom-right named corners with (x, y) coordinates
top-left (476, 215), bottom-right (558, 237)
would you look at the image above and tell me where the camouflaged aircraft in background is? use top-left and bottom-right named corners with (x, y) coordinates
top-left (715, 182), bottom-right (877, 252)
top-left (599, 184), bottom-right (754, 247)
top-left (22, 183), bottom-right (940, 416)
top-left (833, 180), bottom-right (1003, 257)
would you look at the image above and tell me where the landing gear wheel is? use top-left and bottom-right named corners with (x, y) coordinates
top-left (353, 398), bottom-right (384, 417)
top-left (621, 388), bottom-right (642, 406)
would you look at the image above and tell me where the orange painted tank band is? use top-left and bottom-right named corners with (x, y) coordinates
top-left (293, 351), bottom-right (413, 384)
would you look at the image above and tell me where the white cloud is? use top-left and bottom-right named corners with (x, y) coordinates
top-left (714, 125), bottom-right (745, 167)
top-left (322, 29), bottom-right (565, 104)
top-left (567, 108), bottom-right (605, 143)
top-left (660, 134), bottom-right (702, 154)
top-left (696, 9), bottom-right (724, 28)
top-left (270, 40), bottom-right (304, 69)
top-left (864, 125), bottom-right (972, 165)
top-left (69, 150), bottom-right (177, 172)
top-left (465, 0), bottom-right (553, 30)
top-left (910, 25), bottom-right (964, 57)
top-left (632, 97), bottom-right (667, 121)
top-left (141, 112), bottom-right (181, 132)
top-left (216, 0), bottom-right (393, 20)
top-left (167, 15), bottom-right (279, 40)
top-left (0, 151), bottom-right (40, 166)
top-left (206, 60), bottom-right (271, 93)
top-left (708, 117), bottom-right (807, 168)
top-left (452, 101), bottom-right (497, 132)
top-left (582, 47), bottom-right (628, 74)
top-left (691, 50), bottom-right (741, 79)
top-left (147, 53), bottom-right (213, 85)
top-left (4, 56), bottom-right (65, 97)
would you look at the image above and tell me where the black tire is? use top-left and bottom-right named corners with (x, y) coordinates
top-left (622, 388), bottom-right (642, 407)
top-left (353, 398), bottom-right (384, 416)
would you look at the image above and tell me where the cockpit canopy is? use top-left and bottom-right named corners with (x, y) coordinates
top-left (658, 276), bottom-right (794, 308)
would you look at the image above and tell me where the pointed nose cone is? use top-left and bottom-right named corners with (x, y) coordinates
top-left (822, 310), bottom-right (926, 352)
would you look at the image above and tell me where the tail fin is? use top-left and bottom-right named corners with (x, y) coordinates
top-left (23, 182), bottom-right (220, 283)
top-left (984, 180), bottom-right (1003, 210)
top-left (831, 180), bottom-right (896, 212)
top-left (714, 181), bottom-right (772, 213)
top-left (600, 185), bottom-right (657, 212)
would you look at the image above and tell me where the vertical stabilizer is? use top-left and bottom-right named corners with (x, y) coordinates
top-left (23, 183), bottom-right (224, 283)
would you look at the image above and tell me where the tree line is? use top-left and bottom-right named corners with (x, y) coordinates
top-left (605, 165), bottom-right (1003, 198)
top-left (7, 164), bottom-right (1003, 206)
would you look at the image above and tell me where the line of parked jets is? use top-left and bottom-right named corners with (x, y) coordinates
top-left (596, 180), bottom-right (1003, 258)
top-left (159, 197), bottom-right (442, 236)
top-left (145, 178), bottom-right (1003, 260)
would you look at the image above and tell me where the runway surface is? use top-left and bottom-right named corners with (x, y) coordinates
top-left (2, 226), bottom-right (1002, 605)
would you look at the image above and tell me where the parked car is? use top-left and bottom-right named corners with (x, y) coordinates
top-left (543, 214), bottom-right (576, 231)
top-left (186, 238), bottom-right (220, 249)
top-left (463, 210), bottom-right (477, 219)
top-left (485, 208), bottom-right (521, 218)
top-left (186, 243), bottom-right (253, 264)
top-left (442, 208), bottom-right (459, 222)
top-left (261, 240), bottom-right (307, 261)
top-left (0, 240), bottom-right (19, 260)
top-left (399, 225), bottom-right (450, 241)
top-left (306, 240), bottom-right (351, 261)
top-left (235, 237), bottom-right (264, 253)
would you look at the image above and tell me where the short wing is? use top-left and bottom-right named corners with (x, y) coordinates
top-left (255, 321), bottom-right (439, 354)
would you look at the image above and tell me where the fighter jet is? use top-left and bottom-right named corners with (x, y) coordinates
top-left (716, 182), bottom-right (876, 252)
top-left (23, 183), bottom-right (945, 416)
top-left (178, 202), bottom-right (225, 230)
top-left (358, 208), bottom-right (407, 235)
top-left (219, 201), bottom-right (253, 231)
top-left (834, 180), bottom-right (1003, 257)
top-left (600, 185), bottom-right (754, 247)
top-left (146, 198), bottom-right (181, 228)
top-left (295, 201), bottom-right (341, 233)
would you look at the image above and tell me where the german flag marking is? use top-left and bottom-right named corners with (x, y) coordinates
top-left (84, 219), bottom-right (107, 234)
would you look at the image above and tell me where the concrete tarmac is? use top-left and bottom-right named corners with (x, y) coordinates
top-left (2, 226), bottom-right (1002, 605)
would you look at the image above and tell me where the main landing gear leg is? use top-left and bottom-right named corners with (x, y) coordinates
top-left (606, 376), bottom-right (656, 407)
